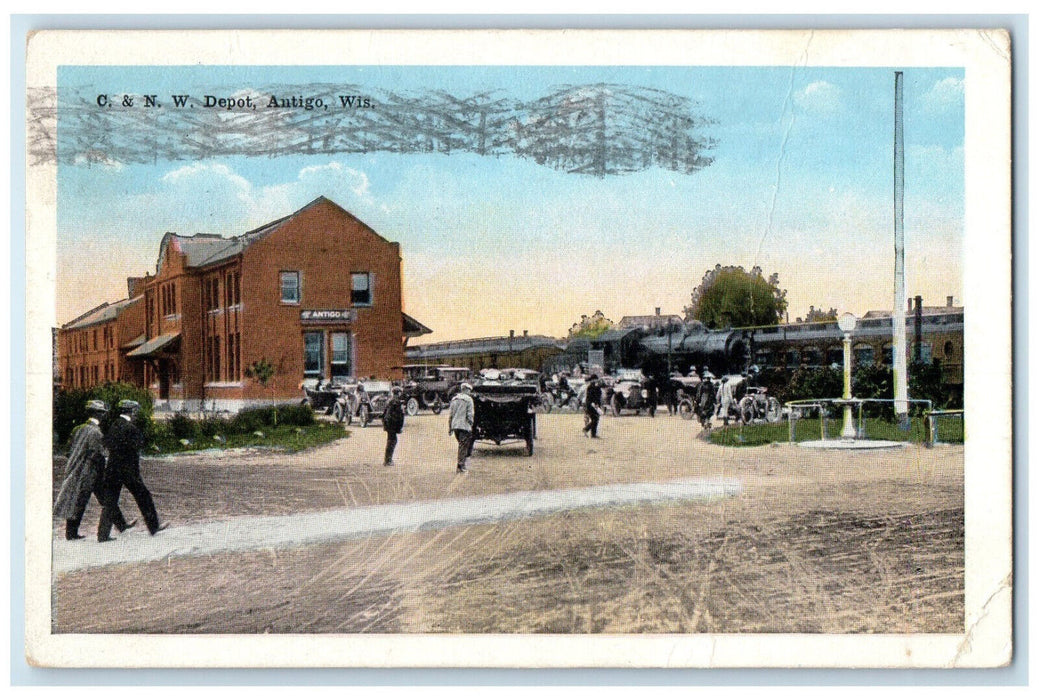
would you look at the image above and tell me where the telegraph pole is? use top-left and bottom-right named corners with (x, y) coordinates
top-left (893, 71), bottom-right (909, 428)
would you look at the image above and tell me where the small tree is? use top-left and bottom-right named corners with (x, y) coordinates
top-left (683, 264), bottom-right (788, 329)
top-left (802, 306), bottom-right (839, 324)
top-left (567, 310), bottom-right (614, 340)
top-left (244, 358), bottom-right (279, 425)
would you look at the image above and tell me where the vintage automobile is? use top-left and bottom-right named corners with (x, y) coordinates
top-left (332, 379), bottom-right (395, 427)
top-left (299, 379), bottom-right (344, 415)
top-left (738, 386), bottom-right (783, 424)
top-left (543, 373), bottom-right (589, 412)
top-left (470, 382), bottom-right (540, 456)
top-left (605, 368), bottom-right (657, 417)
top-left (399, 365), bottom-right (472, 415)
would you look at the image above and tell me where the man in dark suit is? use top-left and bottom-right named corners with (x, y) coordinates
top-left (383, 386), bottom-right (405, 466)
top-left (98, 400), bottom-right (167, 542)
top-left (582, 375), bottom-right (604, 438)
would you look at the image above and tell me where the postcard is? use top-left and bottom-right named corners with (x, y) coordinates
top-left (24, 28), bottom-right (1012, 668)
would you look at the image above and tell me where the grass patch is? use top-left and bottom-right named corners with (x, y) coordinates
top-left (149, 422), bottom-right (350, 455)
top-left (709, 415), bottom-right (964, 447)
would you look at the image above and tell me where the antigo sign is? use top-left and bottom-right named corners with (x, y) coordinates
top-left (300, 309), bottom-right (356, 323)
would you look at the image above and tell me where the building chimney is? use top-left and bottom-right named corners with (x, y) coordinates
top-left (655, 307), bottom-right (661, 316)
top-left (509, 330), bottom-right (515, 338)
top-left (523, 330), bottom-right (528, 337)
top-left (947, 295), bottom-right (954, 307)
top-left (914, 295), bottom-right (923, 363)
top-left (127, 275), bottom-right (149, 298)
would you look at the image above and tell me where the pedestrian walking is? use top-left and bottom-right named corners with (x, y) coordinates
top-left (383, 386), bottom-right (405, 466)
top-left (54, 400), bottom-right (134, 540)
top-left (448, 382), bottom-right (475, 473)
top-left (97, 400), bottom-right (166, 542)
top-left (582, 374), bottom-right (604, 438)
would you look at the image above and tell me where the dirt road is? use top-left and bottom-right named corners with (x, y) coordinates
top-left (51, 412), bottom-right (963, 634)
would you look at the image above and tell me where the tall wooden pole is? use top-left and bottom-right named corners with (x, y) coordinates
top-left (893, 71), bottom-right (909, 425)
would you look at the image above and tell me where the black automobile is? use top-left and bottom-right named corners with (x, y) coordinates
top-left (333, 380), bottom-right (395, 427)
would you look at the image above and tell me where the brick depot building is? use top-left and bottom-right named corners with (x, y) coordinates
top-left (58, 196), bottom-right (431, 411)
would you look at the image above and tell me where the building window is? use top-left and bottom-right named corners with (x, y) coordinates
top-left (944, 340), bottom-right (955, 358)
top-left (281, 271), bottom-right (301, 304)
top-left (226, 332), bottom-right (240, 381)
top-left (913, 342), bottom-right (933, 364)
top-left (209, 336), bottom-right (221, 381)
top-left (854, 344), bottom-right (875, 366)
top-left (93, 329), bottom-right (98, 351)
top-left (331, 332), bottom-right (351, 380)
top-left (204, 277), bottom-right (221, 312)
top-left (304, 331), bottom-right (325, 379)
top-left (351, 272), bottom-right (371, 306)
top-left (802, 348), bottom-right (822, 366)
top-left (881, 344), bottom-right (894, 366)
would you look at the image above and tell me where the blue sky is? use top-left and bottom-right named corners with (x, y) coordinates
top-left (56, 64), bottom-right (964, 341)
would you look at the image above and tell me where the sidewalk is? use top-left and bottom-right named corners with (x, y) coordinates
top-left (52, 477), bottom-right (741, 575)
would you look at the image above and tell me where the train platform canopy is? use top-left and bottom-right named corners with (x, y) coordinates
top-left (403, 313), bottom-right (433, 339)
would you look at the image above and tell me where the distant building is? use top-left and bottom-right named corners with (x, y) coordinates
top-left (616, 309), bottom-right (683, 330)
top-left (57, 196), bottom-right (430, 411)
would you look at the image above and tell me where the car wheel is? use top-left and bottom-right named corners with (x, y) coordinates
top-left (406, 397), bottom-right (419, 416)
top-left (332, 403), bottom-right (343, 423)
top-left (678, 399), bottom-right (694, 420)
top-left (422, 391), bottom-right (439, 408)
top-left (766, 397), bottom-right (782, 423)
top-left (539, 394), bottom-right (553, 413)
top-left (431, 398), bottom-right (443, 415)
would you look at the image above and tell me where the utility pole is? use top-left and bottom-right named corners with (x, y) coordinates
top-left (893, 71), bottom-right (909, 429)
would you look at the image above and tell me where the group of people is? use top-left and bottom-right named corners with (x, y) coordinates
top-left (380, 381), bottom-right (478, 473)
top-left (54, 399), bottom-right (167, 543)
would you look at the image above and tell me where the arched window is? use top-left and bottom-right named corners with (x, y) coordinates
top-left (854, 344), bottom-right (875, 366)
top-left (882, 344), bottom-right (894, 366)
top-left (802, 347), bottom-right (822, 366)
top-left (783, 349), bottom-right (800, 366)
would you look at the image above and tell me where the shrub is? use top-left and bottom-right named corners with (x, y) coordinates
top-left (167, 412), bottom-right (198, 440)
top-left (198, 416), bottom-right (234, 439)
top-left (909, 359), bottom-right (948, 412)
top-left (53, 382), bottom-right (155, 447)
top-left (276, 403), bottom-right (315, 427)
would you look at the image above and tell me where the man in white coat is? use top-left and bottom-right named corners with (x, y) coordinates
top-left (448, 383), bottom-right (475, 473)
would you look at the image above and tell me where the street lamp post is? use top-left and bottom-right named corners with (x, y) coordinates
top-left (838, 313), bottom-right (858, 440)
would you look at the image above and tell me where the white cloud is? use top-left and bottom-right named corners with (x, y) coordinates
top-left (794, 81), bottom-right (842, 114)
top-left (297, 162), bottom-right (372, 200)
top-left (922, 77), bottom-right (964, 112)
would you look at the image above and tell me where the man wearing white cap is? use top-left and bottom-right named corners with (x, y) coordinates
top-left (448, 383), bottom-right (475, 473)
